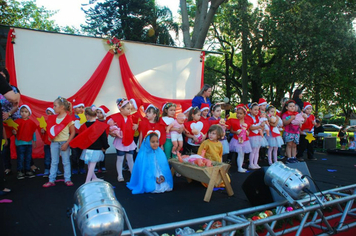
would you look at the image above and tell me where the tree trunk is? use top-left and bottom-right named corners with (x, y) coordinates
top-left (241, 0), bottom-right (248, 103)
top-left (180, 0), bottom-right (191, 47)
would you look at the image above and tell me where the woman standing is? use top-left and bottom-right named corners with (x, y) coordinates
top-left (292, 89), bottom-right (304, 112)
top-left (192, 84), bottom-right (212, 109)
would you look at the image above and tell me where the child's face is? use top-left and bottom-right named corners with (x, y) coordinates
top-left (267, 108), bottom-right (276, 116)
top-left (46, 110), bottom-right (54, 116)
top-left (20, 107), bottom-right (30, 119)
top-left (236, 109), bottom-right (245, 119)
top-left (304, 106), bottom-right (312, 115)
top-left (120, 103), bottom-right (131, 116)
top-left (212, 107), bottom-right (222, 118)
top-left (251, 106), bottom-right (259, 116)
top-left (208, 130), bottom-right (218, 141)
top-left (167, 106), bottom-right (176, 117)
top-left (150, 135), bottom-right (159, 150)
top-left (146, 110), bottom-right (156, 121)
top-left (74, 106), bottom-right (84, 115)
top-left (286, 102), bottom-right (296, 112)
top-left (96, 110), bottom-right (105, 120)
top-left (201, 109), bottom-right (209, 117)
top-left (259, 104), bottom-right (267, 111)
top-left (192, 111), bottom-right (201, 121)
top-left (53, 101), bottom-right (63, 114)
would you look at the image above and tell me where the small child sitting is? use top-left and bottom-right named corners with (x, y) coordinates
top-left (348, 136), bottom-right (356, 150)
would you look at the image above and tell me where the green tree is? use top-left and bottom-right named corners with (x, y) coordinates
top-left (82, 0), bottom-right (178, 45)
top-left (0, 0), bottom-right (60, 31)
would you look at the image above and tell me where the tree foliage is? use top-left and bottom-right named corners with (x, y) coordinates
top-left (82, 0), bottom-right (178, 45)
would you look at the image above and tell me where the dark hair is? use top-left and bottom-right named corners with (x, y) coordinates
top-left (84, 107), bottom-right (96, 117)
top-left (209, 125), bottom-right (224, 140)
top-left (55, 96), bottom-right (72, 114)
top-left (266, 105), bottom-right (275, 113)
top-left (0, 67), bottom-right (10, 83)
top-left (162, 103), bottom-right (176, 117)
top-left (211, 103), bottom-right (221, 113)
top-left (149, 132), bottom-right (159, 140)
top-left (281, 100), bottom-right (296, 115)
top-left (349, 136), bottom-right (354, 141)
top-left (196, 84), bottom-right (211, 97)
top-left (292, 89), bottom-right (303, 101)
top-left (249, 102), bottom-right (259, 110)
top-left (187, 106), bottom-right (201, 121)
top-left (146, 106), bottom-right (160, 123)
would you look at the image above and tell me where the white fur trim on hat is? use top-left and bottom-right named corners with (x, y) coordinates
top-left (46, 107), bottom-right (55, 115)
top-left (73, 103), bottom-right (85, 109)
top-left (303, 105), bottom-right (312, 111)
top-left (20, 105), bottom-right (32, 115)
top-left (130, 98), bottom-right (138, 110)
top-left (200, 107), bottom-right (209, 112)
top-left (183, 106), bottom-right (192, 114)
top-left (145, 104), bottom-right (156, 113)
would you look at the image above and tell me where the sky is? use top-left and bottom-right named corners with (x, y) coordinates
top-left (35, 0), bottom-right (180, 29)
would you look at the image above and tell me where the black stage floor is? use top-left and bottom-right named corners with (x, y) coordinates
top-left (1, 151), bottom-right (356, 236)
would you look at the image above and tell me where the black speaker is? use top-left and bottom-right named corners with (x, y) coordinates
top-left (242, 162), bottom-right (315, 206)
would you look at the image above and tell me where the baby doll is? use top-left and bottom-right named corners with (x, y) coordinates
top-left (107, 119), bottom-right (123, 138)
top-left (260, 111), bottom-right (270, 136)
top-left (177, 152), bottom-right (212, 167)
top-left (166, 113), bottom-right (185, 154)
top-left (219, 118), bottom-right (228, 131)
top-left (291, 113), bottom-right (305, 126)
top-left (238, 123), bottom-right (248, 144)
top-left (191, 128), bottom-right (204, 144)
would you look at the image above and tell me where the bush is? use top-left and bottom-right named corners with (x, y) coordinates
top-left (324, 116), bottom-right (345, 126)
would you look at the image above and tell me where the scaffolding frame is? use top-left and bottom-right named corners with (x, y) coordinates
top-left (122, 184), bottom-right (356, 236)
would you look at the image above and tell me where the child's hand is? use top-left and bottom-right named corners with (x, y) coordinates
top-left (4, 139), bottom-right (8, 146)
top-left (192, 136), bottom-right (199, 143)
top-left (12, 130), bottom-right (17, 135)
top-left (61, 142), bottom-right (69, 151)
top-left (290, 115), bottom-right (296, 120)
top-left (32, 141), bottom-right (37, 148)
top-left (41, 128), bottom-right (45, 134)
top-left (237, 129), bottom-right (242, 135)
top-left (132, 124), bottom-right (138, 131)
top-left (177, 126), bottom-right (184, 134)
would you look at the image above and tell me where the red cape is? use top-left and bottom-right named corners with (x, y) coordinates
top-left (184, 120), bottom-right (209, 136)
top-left (247, 114), bottom-right (261, 137)
top-left (15, 119), bottom-right (38, 142)
top-left (108, 113), bottom-right (135, 146)
top-left (131, 111), bottom-right (143, 124)
top-left (139, 117), bottom-right (166, 145)
top-left (301, 114), bottom-right (315, 131)
top-left (227, 118), bottom-right (252, 140)
top-left (47, 114), bottom-right (73, 140)
top-left (69, 121), bottom-right (109, 149)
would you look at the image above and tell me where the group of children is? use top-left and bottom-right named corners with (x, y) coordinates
top-left (4, 92), bottom-right (318, 193)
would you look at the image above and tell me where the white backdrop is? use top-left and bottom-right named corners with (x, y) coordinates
top-left (13, 28), bottom-right (203, 153)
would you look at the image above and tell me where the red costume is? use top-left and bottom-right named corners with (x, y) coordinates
top-left (227, 118), bottom-right (252, 140)
top-left (14, 119), bottom-right (38, 142)
top-left (70, 121), bottom-right (109, 149)
top-left (108, 113), bottom-right (135, 146)
top-left (139, 117), bottom-right (166, 145)
top-left (47, 114), bottom-right (73, 140)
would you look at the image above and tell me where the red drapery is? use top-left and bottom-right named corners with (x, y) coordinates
top-left (5, 29), bottom-right (114, 157)
top-left (118, 54), bottom-right (204, 111)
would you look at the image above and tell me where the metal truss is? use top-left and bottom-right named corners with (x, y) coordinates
top-left (122, 184), bottom-right (356, 236)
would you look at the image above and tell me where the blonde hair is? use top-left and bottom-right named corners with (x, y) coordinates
top-left (55, 97), bottom-right (72, 114)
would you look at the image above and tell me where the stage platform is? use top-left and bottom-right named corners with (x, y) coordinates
top-left (1, 151), bottom-right (355, 236)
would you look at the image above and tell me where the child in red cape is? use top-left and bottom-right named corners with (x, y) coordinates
top-left (43, 97), bottom-right (75, 187)
top-left (107, 98), bottom-right (136, 182)
top-left (70, 107), bottom-right (109, 183)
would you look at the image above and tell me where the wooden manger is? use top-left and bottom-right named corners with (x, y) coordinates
top-left (168, 159), bottom-right (234, 202)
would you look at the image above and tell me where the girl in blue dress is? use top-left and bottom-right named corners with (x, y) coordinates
top-left (127, 132), bottom-right (173, 194)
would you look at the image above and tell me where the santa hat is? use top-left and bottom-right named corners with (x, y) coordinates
top-left (143, 102), bottom-right (157, 113)
top-left (96, 105), bottom-right (110, 116)
top-left (46, 107), bottom-right (55, 115)
top-left (19, 104), bottom-right (32, 115)
top-left (116, 98), bottom-right (129, 109)
top-left (235, 104), bottom-right (247, 114)
top-left (303, 102), bottom-right (312, 111)
top-left (130, 98), bottom-right (143, 110)
top-left (200, 103), bottom-right (210, 112)
top-left (181, 102), bottom-right (192, 114)
top-left (72, 98), bottom-right (85, 109)
top-left (258, 98), bottom-right (267, 106)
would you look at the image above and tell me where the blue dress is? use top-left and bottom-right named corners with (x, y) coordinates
top-left (127, 137), bottom-right (173, 194)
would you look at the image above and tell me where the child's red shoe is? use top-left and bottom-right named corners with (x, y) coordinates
top-left (43, 182), bottom-right (55, 188)
top-left (65, 181), bottom-right (74, 186)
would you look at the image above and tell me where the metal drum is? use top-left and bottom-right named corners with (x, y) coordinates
top-left (72, 181), bottom-right (125, 236)
top-left (264, 161), bottom-right (310, 200)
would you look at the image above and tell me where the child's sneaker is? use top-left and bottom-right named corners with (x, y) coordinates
top-left (286, 157), bottom-right (298, 164)
top-left (79, 168), bottom-right (86, 174)
top-left (57, 170), bottom-right (63, 176)
top-left (101, 167), bottom-right (107, 173)
top-left (72, 169), bottom-right (78, 175)
top-left (43, 169), bottom-right (50, 178)
top-left (17, 171), bottom-right (25, 180)
top-left (25, 171), bottom-right (35, 178)
top-left (94, 168), bottom-right (98, 173)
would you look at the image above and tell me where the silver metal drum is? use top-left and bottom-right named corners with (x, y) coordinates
top-left (264, 161), bottom-right (310, 200)
top-left (72, 181), bottom-right (124, 236)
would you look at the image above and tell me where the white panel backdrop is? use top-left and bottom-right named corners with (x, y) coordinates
top-left (13, 28), bottom-right (203, 153)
